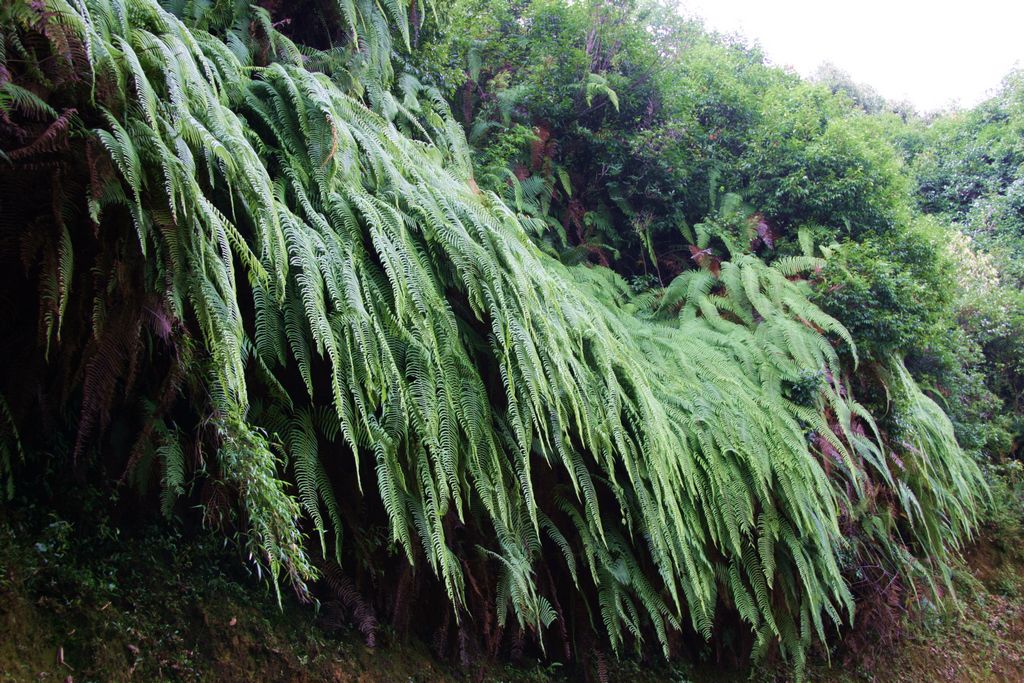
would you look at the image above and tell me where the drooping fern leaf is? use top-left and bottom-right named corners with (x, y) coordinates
top-left (0, 0), bottom-right (985, 673)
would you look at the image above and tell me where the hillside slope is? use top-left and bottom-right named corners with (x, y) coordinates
top-left (2, 502), bottom-right (1024, 682)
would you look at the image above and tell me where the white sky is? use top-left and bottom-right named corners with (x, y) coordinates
top-left (677, 0), bottom-right (1024, 112)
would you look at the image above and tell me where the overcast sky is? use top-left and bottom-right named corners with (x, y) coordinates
top-left (677, 0), bottom-right (1024, 112)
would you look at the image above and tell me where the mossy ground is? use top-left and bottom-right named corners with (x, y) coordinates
top-left (0, 503), bottom-right (689, 682)
top-left (1, 500), bottom-right (1022, 683)
top-left (804, 475), bottom-right (1024, 683)
top-left (810, 531), bottom-right (1024, 683)
top-left (0, 506), bottom-right (464, 683)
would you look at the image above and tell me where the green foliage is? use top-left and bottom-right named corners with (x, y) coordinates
top-left (893, 71), bottom-right (1024, 457)
top-left (0, 0), bottom-right (993, 676)
top-left (743, 102), bottom-right (913, 241)
top-left (420, 0), bottom-right (922, 289)
top-left (814, 222), bottom-right (954, 362)
top-left (981, 461), bottom-right (1024, 556)
top-left (0, 395), bottom-right (22, 501)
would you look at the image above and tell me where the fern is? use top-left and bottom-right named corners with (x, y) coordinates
top-left (0, 0), bottom-right (985, 673)
top-left (155, 422), bottom-right (186, 518)
top-left (0, 394), bottom-right (23, 501)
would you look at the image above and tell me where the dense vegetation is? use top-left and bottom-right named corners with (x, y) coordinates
top-left (0, 0), bottom-right (1019, 678)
